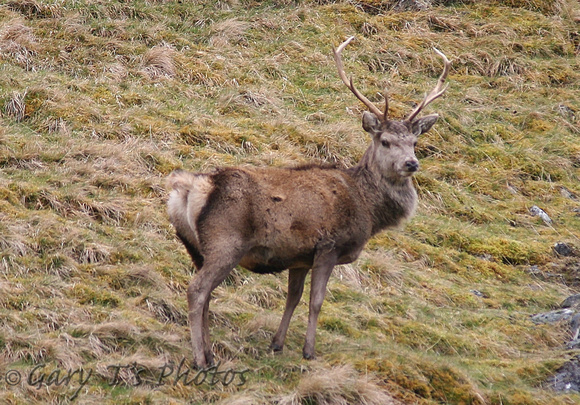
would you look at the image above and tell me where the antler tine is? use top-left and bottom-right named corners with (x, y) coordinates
top-left (406, 47), bottom-right (451, 122)
top-left (333, 36), bottom-right (386, 121)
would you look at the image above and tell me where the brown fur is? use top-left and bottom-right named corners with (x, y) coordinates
top-left (166, 39), bottom-right (449, 367)
top-left (166, 113), bottom-right (440, 367)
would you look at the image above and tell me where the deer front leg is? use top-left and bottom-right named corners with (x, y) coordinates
top-left (303, 254), bottom-right (337, 360)
top-left (271, 267), bottom-right (309, 353)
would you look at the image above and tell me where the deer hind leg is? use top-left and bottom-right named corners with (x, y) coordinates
top-left (303, 253), bottom-right (337, 360)
top-left (202, 298), bottom-right (212, 365)
top-left (270, 267), bottom-right (309, 353)
top-left (187, 246), bottom-right (246, 368)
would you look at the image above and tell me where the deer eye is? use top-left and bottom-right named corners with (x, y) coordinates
top-left (381, 140), bottom-right (390, 148)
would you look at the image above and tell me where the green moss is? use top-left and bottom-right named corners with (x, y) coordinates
top-left (319, 316), bottom-right (358, 337)
top-left (466, 237), bottom-right (546, 265)
top-left (69, 284), bottom-right (122, 307)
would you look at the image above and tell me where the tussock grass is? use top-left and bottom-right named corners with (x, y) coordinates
top-left (1, 0), bottom-right (580, 404)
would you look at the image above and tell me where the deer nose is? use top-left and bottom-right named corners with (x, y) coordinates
top-left (405, 159), bottom-right (419, 172)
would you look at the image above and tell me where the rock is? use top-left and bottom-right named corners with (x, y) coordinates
top-left (554, 242), bottom-right (574, 257)
top-left (525, 265), bottom-right (541, 275)
top-left (529, 205), bottom-right (552, 225)
top-left (470, 289), bottom-right (488, 298)
top-left (539, 296), bottom-right (580, 342)
top-left (561, 294), bottom-right (580, 309)
top-left (530, 308), bottom-right (575, 324)
top-left (552, 242), bottom-right (576, 256)
top-left (546, 355), bottom-right (580, 393)
top-left (560, 186), bottom-right (576, 200)
top-left (525, 265), bottom-right (561, 281)
top-left (571, 314), bottom-right (580, 341)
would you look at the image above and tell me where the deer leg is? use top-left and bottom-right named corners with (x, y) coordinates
top-left (271, 267), bottom-right (309, 353)
top-left (202, 297), bottom-right (212, 365)
top-left (200, 269), bottom-right (234, 366)
top-left (303, 254), bottom-right (337, 360)
top-left (187, 248), bottom-right (245, 368)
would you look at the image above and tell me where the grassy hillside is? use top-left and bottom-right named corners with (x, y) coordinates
top-left (1, 0), bottom-right (580, 404)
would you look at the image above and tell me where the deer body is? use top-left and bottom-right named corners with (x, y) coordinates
top-left (167, 37), bottom-right (450, 367)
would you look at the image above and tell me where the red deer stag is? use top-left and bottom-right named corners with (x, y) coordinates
top-left (167, 36), bottom-right (450, 367)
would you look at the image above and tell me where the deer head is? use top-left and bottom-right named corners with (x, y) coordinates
top-left (334, 36), bottom-right (450, 181)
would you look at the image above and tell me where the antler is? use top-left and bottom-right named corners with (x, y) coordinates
top-left (406, 48), bottom-right (451, 122)
top-left (333, 36), bottom-right (387, 121)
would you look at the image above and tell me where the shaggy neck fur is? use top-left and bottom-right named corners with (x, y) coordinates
top-left (347, 146), bottom-right (417, 234)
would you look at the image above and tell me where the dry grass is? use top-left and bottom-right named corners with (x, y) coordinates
top-left (209, 18), bottom-right (250, 47)
top-left (141, 45), bottom-right (177, 79)
top-left (279, 365), bottom-right (403, 405)
top-left (1, 0), bottom-right (580, 404)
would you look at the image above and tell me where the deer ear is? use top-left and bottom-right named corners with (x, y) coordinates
top-left (411, 114), bottom-right (439, 136)
top-left (362, 111), bottom-right (382, 136)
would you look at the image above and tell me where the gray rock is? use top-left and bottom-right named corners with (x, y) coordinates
top-left (526, 265), bottom-right (541, 275)
top-left (571, 314), bottom-right (580, 341)
top-left (546, 355), bottom-right (580, 393)
top-left (554, 242), bottom-right (574, 257)
top-left (560, 187), bottom-right (576, 200)
top-left (531, 308), bottom-right (575, 324)
top-left (470, 289), bottom-right (489, 298)
top-left (561, 294), bottom-right (580, 309)
top-left (529, 205), bottom-right (552, 225)
top-left (566, 339), bottom-right (580, 350)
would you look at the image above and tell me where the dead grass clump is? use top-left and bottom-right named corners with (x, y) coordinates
top-left (3, 91), bottom-right (27, 122)
top-left (209, 18), bottom-right (250, 47)
top-left (3, 334), bottom-right (56, 364)
top-left (351, 0), bottom-right (431, 14)
top-left (279, 365), bottom-right (402, 405)
top-left (74, 198), bottom-right (127, 225)
top-left (3, 87), bottom-right (48, 122)
top-left (72, 242), bottom-right (112, 264)
top-left (73, 322), bottom-right (137, 347)
top-left (141, 45), bottom-right (177, 79)
top-left (455, 51), bottom-right (530, 78)
top-left (104, 62), bottom-right (129, 82)
top-left (334, 263), bottom-right (364, 290)
top-left (21, 188), bottom-right (128, 225)
top-left (430, 0), bottom-right (572, 15)
top-left (90, 20), bottom-right (128, 40)
top-left (490, 55), bottom-right (529, 77)
top-left (181, 59), bottom-right (227, 86)
top-left (95, 353), bottom-right (169, 387)
top-left (5, 0), bottom-right (63, 19)
top-left (218, 89), bottom-right (283, 116)
top-left (242, 284), bottom-right (283, 309)
top-left (120, 266), bottom-right (167, 289)
top-left (42, 117), bottom-right (70, 135)
top-left (143, 294), bottom-right (187, 325)
top-left (0, 231), bottom-right (28, 257)
top-left (0, 21), bottom-right (35, 43)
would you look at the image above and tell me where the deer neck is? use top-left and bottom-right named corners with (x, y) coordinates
top-left (347, 149), bottom-right (417, 234)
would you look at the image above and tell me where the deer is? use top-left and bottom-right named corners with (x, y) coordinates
top-left (166, 36), bottom-right (451, 368)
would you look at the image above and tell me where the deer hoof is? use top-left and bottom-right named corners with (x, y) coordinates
top-left (270, 342), bottom-right (284, 353)
top-left (302, 351), bottom-right (316, 360)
